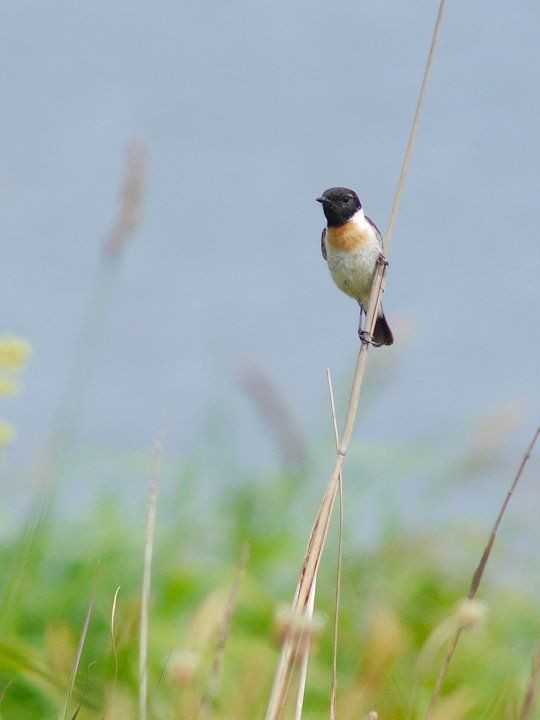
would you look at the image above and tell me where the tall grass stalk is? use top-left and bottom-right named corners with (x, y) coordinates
top-left (425, 426), bottom-right (540, 720)
top-left (139, 440), bottom-right (162, 720)
top-left (326, 368), bottom-right (343, 720)
top-left (264, 3), bottom-right (447, 717)
top-left (294, 578), bottom-right (317, 720)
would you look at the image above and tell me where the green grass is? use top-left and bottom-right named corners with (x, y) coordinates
top-left (0, 430), bottom-right (538, 720)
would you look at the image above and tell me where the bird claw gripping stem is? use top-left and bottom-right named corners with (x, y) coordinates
top-left (377, 252), bottom-right (389, 268)
top-left (358, 330), bottom-right (383, 347)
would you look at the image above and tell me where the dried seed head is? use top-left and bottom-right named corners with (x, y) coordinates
top-left (363, 604), bottom-right (405, 685)
top-left (456, 598), bottom-right (488, 629)
top-left (273, 604), bottom-right (325, 651)
top-left (168, 650), bottom-right (200, 687)
top-left (102, 141), bottom-right (148, 262)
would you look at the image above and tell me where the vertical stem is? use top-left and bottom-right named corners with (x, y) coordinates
top-left (425, 427), bottom-right (540, 720)
top-left (139, 441), bottom-right (162, 720)
top-left (327, 369), bottom-right (343, 720)
top-left (264, 3), bottom-right (447, 717)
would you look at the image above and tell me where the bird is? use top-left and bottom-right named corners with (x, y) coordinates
top-left (317, 186), bottom-right (393, 346)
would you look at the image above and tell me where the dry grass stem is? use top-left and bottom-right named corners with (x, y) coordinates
top-left (326, 368), bottom-right (343, 720)
top-left (425, 427), bottom-right (540, 720)
top-left (467, 426), bottom-right (540, 600)
top-left (264, 3), bottom-right (447, 718)
top-left (518, 649), bottom-right (540, 720)
top-left (199, 545), bottom-right (250, 719)
top-left (139, 441), bottom-right (162, 720)
top-left (58, 565), bottom-right (99, 720)
top-left (294, 578), bottom-right (317, 720)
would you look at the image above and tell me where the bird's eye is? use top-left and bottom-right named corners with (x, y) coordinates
top-left (343, 196), bottom-right (350, 202)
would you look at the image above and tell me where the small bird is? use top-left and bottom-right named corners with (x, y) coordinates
top-left (317, 187), bottom-right (393, 346)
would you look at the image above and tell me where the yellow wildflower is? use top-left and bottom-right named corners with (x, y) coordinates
top-left (0, 377), bottom-right (20, 397)
top-left (0, 336), bottom-right (32, 369)
top-left (0, 420), bottom-right (17, 447)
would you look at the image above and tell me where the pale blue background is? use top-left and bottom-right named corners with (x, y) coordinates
top-left (2, 1), bottom-right (539, 486)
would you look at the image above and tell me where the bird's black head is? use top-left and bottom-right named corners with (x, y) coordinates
top-left (316, 187), bottom-right (362, 227)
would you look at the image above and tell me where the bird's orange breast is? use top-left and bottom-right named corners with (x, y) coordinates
top-left (326, 222), bottom-right (372, 252)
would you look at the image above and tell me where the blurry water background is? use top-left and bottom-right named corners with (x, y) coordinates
top-left (2, 1), bottom-right (539, 515)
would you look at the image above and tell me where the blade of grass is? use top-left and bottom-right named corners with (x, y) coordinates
top-left (264, 3), bottom-right (447, 717)
top-left (101, 586), bottom-right (121, 720)
top-left (139, 440), bottom-right (162, 720)
top-left (58, 564), bottom-right (99, 720)
top-left (0, 643), bottom-right (73, 694)
top-left (148, 646), bottom-right (173, 713)
top-left (110, 587), bottom-right (121, 694)
top-left (326, 369), bottom-right (343, 720)
top-left (0, 680), bottom-right (13, 714)
top-left (425, 426), bottom-right (540, 720)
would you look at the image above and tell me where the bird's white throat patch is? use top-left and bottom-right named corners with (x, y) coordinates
top-left (350, 208), bottom-right (366, 226)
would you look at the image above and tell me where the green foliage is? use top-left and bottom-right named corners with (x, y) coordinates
top-left (0, 437), bottom-right (538, 719)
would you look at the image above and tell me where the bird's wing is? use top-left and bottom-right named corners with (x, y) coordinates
top-left (365, 215), bottom-right (383, 247)
top-left (321, 227), bottom-right (327, 260)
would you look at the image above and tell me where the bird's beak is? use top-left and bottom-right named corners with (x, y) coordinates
top-left (316, 196), bottom-right (327, 203)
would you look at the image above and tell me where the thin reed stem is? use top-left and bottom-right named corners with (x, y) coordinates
top-left (326, 369), bottom-right (343, 720)
top-left (58, 565), bottom-right (99, 720)
top-left (294, 578), bottom-right (317, 720)
top-left (264, 3), bottom-right (447, 718)
top-left (425, 427), bottom-right (540, 720)
top-left (148, 647), bottom-right (173, 713)
top-left (139, 441), bottom-right (162, 720)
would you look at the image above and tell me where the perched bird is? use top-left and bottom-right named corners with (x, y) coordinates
top-left (317, 187), bottom-right (393, 346)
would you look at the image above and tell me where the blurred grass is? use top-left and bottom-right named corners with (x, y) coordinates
top-left (0, 428), bottom-right (538, 720)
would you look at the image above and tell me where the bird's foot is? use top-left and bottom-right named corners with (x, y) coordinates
top-left (377, 252), bottom-right (389, 268)
top-left (359, 329), bottom-right (383, 347)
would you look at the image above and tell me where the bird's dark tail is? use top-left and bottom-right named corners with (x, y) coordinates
top-left (373, 308), bottom-right (394, 346)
